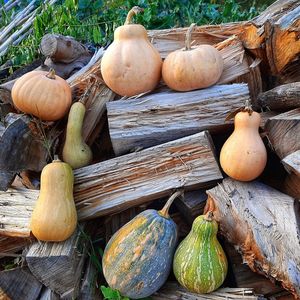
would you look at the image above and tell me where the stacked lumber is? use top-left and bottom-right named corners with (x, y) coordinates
top-left (0, 0), bottom-right (300, 299)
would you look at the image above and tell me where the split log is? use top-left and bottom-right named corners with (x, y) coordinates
top-left (174, 190), bottom-right (207, 225)
top-left (153, 282), bottom-right (263, 300)
top-left (282, 173), bottom-right (300, 199)
top-left (26, 227), bottom-right (87, 298)
top-left (282, 150), bottom-right (300, 176)
top-left (258, 82), bottom-right (300, 111)
top-left (205, 178), bottom-right (300, 299)
top-left (107, 83), bottom-right (250, 155)
top-left (74, 131), bottom-right (222, 220)
top-left (265, 108), bottom-right (300, 159)
top-left (0, 236), bottom-right (32, 256)
top-left (0, 267), bottom-right (43, 300)
top-left (0, 131), bottom-right (222, 235)
top-left (39, 287), bottom-right (59, 300)
top-left (40, 34), bottom-right (91, 64)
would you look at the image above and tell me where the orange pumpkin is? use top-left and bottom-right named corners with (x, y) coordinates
top-left (12, 69), bottom-right (72, 121)
top-left (162, 23), bottom-right (223, 92)
top-left (101, 6), bottom-right (162, 97)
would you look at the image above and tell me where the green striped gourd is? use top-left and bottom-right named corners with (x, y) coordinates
top-left (173, 211), bottom-right (228, 294)
top-left (102, 191), bottom-right (182, 299)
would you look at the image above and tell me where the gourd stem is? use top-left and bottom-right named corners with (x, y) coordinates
top-left (204, 211), bottom-right (214, 222)
top-left (244, 99), bottom-right (253, 115)
top-left (52, 155), bottom-right (61, 163)
top-left (159, 190), bottom-right (184, 218)
top-left (124, 6), bottom-right (143, 25)
top-left (185, 23), bottom-right (197, 51)
top-left (46, 68), bottom-right (56, 80)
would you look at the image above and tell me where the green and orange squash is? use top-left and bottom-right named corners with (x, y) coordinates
top-left (102, 191), bottom-right (182, 299)
top-left (173, 211), bottom-right (228, 294)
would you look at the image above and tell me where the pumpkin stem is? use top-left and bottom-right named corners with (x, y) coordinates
top-left (185, 23), bottom-right (197, 51)
top-left (124, 6), bottom-right (144, 25)
top-left (244, 99), bottom-right (253, 115)
top-left (46, 68), bottom-right (56, 80)
top-left (159, 190), bottom-right (184, 218)
top-left (204, 210), bottom-right (214, 222)
top-left (52, 155), bottom-right (61, 163)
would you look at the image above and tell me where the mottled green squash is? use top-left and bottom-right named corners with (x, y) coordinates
top-left (173, 211), bottom-right (228, 294)
top-left (102, 191), bottom-right (182, 299)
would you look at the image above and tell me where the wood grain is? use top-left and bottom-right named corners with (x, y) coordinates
top-left (282, 150), bottom-right (300, 176)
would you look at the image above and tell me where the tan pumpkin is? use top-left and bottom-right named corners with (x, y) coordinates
top-left (162, 23), bottom-right (223, 91)
top-left (30, 159), bottom-right (77, 242)
top-left (12, 69), bottom-right (72, 121)
top-left (220, 103), bottom-right (267, 181)
top-left (101, 6), bottom-right (162, 97)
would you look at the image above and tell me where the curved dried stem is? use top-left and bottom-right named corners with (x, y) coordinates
top-left (124, 6), bottom-right (144, 25)
top-left (185, 23), bottom-right (197, 51)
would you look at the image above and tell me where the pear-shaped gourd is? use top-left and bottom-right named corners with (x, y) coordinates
top-left (30, 160), bottom-right (77, 242)
top-left (162, 23), bottom-right (223, 91)
top-left (220, 103), bottom-right (267, 181)
top-left (102, 191), bottom-right (182, 299)
top-left (101, 6), bottom-right (162, 97)
top-left (62, 100), bottom-right (92, 169)
top-left (173, 211), bottom-right (228, 294)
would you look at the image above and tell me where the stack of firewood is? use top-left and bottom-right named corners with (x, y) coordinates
top-left (0, 0), bottom-right (299, 299)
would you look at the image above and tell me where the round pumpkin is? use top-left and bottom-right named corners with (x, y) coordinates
top-left (101, 6), bottom-right (162, 97)
top-left (102, 191), bottom-right (182, 299)
top-left (12, 69), bottom-right (72, 121)
top-left (220, 103), bottom-right (267, 181)
top-left (162, 23), bottom-right (223, 92)
top-left (173, 211), bottom-right (228, 294)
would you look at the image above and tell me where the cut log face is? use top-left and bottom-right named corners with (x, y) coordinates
top-left (205, 178), bottom-right (300, 299)
top-left (0, 267), bottom-right (43, 300)
top-left (265, 108), bottom-right (300, 159)
top-left (107, 84), bottom-right (250, 155)
top-left (26, 227), bottom-right (87, 298)
top-left (282, 150), bottom-right (300, 176)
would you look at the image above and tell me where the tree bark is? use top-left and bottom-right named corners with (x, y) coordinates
top-left (205, 178), bottom-right (300, 299)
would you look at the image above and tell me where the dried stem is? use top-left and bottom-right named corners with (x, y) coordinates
top-left (124, 6), bottom-right (144, 25)
top-left (185, 23), bottom-right (197, 51)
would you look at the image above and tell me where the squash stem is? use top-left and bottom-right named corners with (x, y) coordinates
top-left (124, 6), bottom-right (144, 25)
top-left (46, 68), bottom-right (56, 80)
top-left (159, 190), bottom-right (184, 218)
top-left (204, 211), bottom-right (214, 222)
top-left (244, 99), bottom-right (253, 115)
top-left (185, 23), bottom-right (197, 51)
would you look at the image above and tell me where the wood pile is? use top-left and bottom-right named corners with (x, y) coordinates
top-left (0, 0), bottom-right (300, 299)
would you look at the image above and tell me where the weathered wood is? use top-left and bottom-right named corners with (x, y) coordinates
top-left (39, 287), bottom-right (59, 300)
top-left (153, 282), bottom-right (263, 299)
top-left (0, 131), bottom-right (222, 235)
top-left (205, 178), bottom-right (300, 299)
top-left (74, 131), bottom-right (222, 220)
top-left (258, 82), bottom-right (300, 111)
top-left (0, 236), bottom-right (32, 256)
top-left (0, 267), bottom-right (43, 300)
top-left (26, 227), bottom-right (87, 298)
top-left (0, 171), bottom-right (16, 191)
top-left (174, 189), bottom-right (207, 225)
top-left (107, 84), bottom-right (250, 155)
top-left (283, 173), bottom-right (300, 199)
top-left (40, 33), bottom-right (91, 64)
top-left (282, 150), bottom-right (300, 176)
top-left (265, 108), bottom-right (300, 159)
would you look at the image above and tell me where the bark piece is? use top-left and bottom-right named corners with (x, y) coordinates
top-left (258, 83), bottom-right (300, 111)
top-left (0, 267), bottom-right (43, 300)
top-left (26, 227), bottom-right (87, 298)
top-left (205, 178), bottom-right (300, 299)
top-left (282, 150), bottom-right (300, 176)
top-left (107, 83), bottom-right (250, 155)
top-left (265, 108), bottom-right (300, 159)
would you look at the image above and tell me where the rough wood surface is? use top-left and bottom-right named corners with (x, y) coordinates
top-left (153, 282), bottom-right (263, 299)
top-left (40, 33), bottom-right (91, 64)
top-left (74, 131), bottom-right (222, 220)
top-left (0, 236), bottom-right (32, 256)
top-left (107, 84), bottom-right (250, 155)
top-left (282, 173), bottom-right (300, 199)
top-left (265, 108), bottom-right (300, 159)
top-left (39, 287), bottom-right (59, 300)
top-left (26, 227), bottom-right (87, 298)
top-left (0, 267), bottom-right (43, 300)
top-left (257, 82), bottom-right (300, 111)
top-left (205, 178), bottom-right (300, 299)
top-left (282, 150), bottom-right (300, 176)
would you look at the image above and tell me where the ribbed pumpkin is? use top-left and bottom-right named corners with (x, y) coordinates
top-left (220, 103), bottom-right (267, 181)
top-left (102, 191), bottom-right (182, 299)
top-left (101, 6), bottom-right (162, 97)
top-left (30, 159), bottom-right (77, 242)
top-left (11, 69), bottom-right (72, 121)
top-left (173, 211), bottom-right (228, 294)
top-left (162, 23), bottom-right (223, 91)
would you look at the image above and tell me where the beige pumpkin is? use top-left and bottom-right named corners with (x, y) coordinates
top-left (220, 104), bottom-right (267, 181)
top-left (101, 6), bottom-right (162, 97)
top-left (11, 69), bottom-right (72, 121)
top-left (162, 23), bottom-right (223, 92)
